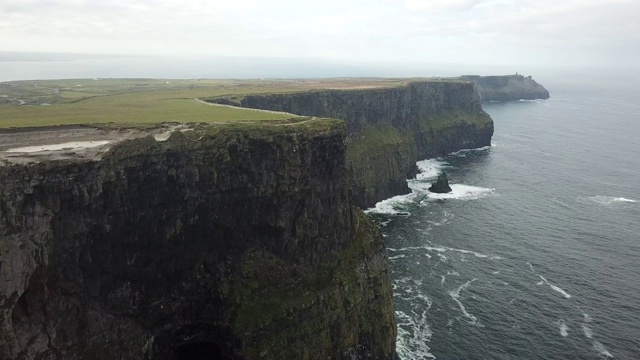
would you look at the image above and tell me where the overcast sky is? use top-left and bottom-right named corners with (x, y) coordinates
top-left (1, 0), bottom-right (638, 69)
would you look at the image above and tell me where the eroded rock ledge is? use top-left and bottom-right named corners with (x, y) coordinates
top-left (0, 121), bottom-right (397, 359)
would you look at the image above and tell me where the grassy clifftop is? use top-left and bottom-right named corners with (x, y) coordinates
top-left (0, 77), bottom-right (471, 128)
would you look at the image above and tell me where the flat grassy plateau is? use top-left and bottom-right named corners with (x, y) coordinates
top-left (0, 78), bottom-right (413, 128)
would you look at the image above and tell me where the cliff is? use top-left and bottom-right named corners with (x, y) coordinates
top-left (0, 121), bottom-right (398, 359)
top-left (462, 74), bottom-right (550, 101)
top-left (210, 81), bottom-right (494, 208)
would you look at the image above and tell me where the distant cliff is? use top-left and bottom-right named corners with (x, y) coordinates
top-left (0, 122), bottom-right (398, 359)
top-left (462, 74), bottom-right (550, 101)
top-left (211, 80), bottom-right (494, 208)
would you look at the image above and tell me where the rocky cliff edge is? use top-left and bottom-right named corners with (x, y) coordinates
top-left (209, 80), bottom-right (494, 208)
top-left (0, 120), bottom-right (398, 360)
top-left (462, 74), bottom-right (550, 101)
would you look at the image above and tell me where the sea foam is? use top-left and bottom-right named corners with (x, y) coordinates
top-left (539, 276), bottom-right (572, 299)
top-left (583, 195), bottom-right (638, 206)
top-left (449, 279), bottom-right (482, 326)
top-left (426, 184), bottom-right (495, 200)
top-left (450, 145), bottom-right (492, 156)
top-left (558, 320), bottom-right (569, 337)
top-left (365, 192), bottom-right (416, 215)
top-left (593, 341), bottom-right (613, 358)
top-left (395, 310), bottom-right (436, 360)
top-left (415, 158), bottom-right (446, 180)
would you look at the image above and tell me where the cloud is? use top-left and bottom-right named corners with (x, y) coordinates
top-left (0, 0), bottom-right (638, 68)
top-left (404, 0), bottom-right (485, 12)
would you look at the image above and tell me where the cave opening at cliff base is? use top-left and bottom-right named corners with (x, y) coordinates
top-left (173, 341), bottom-right (226, 360)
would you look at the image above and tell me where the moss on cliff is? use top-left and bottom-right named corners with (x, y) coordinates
top-left (230, 208), bottom-right (395, 359)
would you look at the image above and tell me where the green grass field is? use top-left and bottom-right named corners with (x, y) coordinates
top-left (0, 79), bottom-right (309, 128)
top-left (0, 78), bottom-right (419, 128)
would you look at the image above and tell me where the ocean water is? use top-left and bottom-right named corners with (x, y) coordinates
top-left (367, 76), bottom-right (640, 359)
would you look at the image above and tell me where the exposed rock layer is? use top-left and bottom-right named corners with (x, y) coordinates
top-left (212, 81), bottom-right (494, 208)
top-left (0, 121), bottom-right (397, 359)
top-left (462, 74), bottom-right (550, 101)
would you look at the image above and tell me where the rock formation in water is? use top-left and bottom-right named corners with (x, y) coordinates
top-left (210, 80), bottom-right (494, 208)
top-left (0, 121), bottom-right (398, 360)
top-left (429, 172), bottom-right (452, 193)
top-left (461, 74), bottom-right (550, 102)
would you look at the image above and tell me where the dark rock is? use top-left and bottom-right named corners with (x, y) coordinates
top-left (429, 172), bottom-right (452, 193)
top-left (0, 122), bottom-right (398, 360)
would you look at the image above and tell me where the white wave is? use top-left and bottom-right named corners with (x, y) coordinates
top-left (427, 184), bottom-right (495, 200)
top-left (449, 279), bottom-right (482, 326)
top-left (558, 320), bottom-right (569, 337)
top-left (583, 195), bottom-right (638, 206)
top-left (365, 192), bottom-right (416, 215)
top-left (517, 99), bottom-right (544, 103)
top-left (395, 310), bottom-right (436, 360)
top-left (447, 271), bottom-right (460, 276)
top-left (389, 244), bottom-right (501, 260)
top-left (583, 313), bottom-right (593, 323)
top-left (415, 158), bottom-right (446, 180)
top-left (441, 276), bottom-right (446, 285)
top-left (389, 254), bottom-right (407, 260)
top-left (6, 140), bottom-right (110, 153)
top-left (389, 245), bottom-right (433, 253)
top-left (415, 293), bottom-right (433, 310)
top-left (551, 198), bottom-right (571, 208)
top-left (593, 341), bottom-right (613, 358)
top-left (427, 245), bottom-right (501, 260)
top-left (450, 145), bottom-right (492, 156)
top-left (536, 281), bottom-right (544, 286)
top-left (582, 324), bottom-right (593, 339)
top-left (492, 270), bottom-right (500, 275)
top-left (528, 262), bottom-right (536, 272)
top-left (437, 253), bottom-right (447, 262)
top-left (539, 276), bottom-right (572, 299)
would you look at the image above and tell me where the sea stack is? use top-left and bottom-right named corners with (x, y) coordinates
top-left (429, 172), bottom-right (453, 193)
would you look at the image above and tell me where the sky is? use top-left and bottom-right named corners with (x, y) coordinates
top-left (1, 0), bottom-right (639, 72)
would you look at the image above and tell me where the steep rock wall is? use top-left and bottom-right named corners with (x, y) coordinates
top-left (0, 121), bottom-right (397, 359)
top-left (462, 74), bottom-right (550, 101)
top-left (213, 81), bottom-right (494, 208)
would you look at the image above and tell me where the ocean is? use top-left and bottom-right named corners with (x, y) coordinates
top-left (366, 74), bottom-right (640, 359)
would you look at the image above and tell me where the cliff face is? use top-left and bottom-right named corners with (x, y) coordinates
top-left (462, 74), bottom-right (550, 101)
top-left (0, 122), bottom-right (397, 359)
top-left (214, 81), bottom-right (494, 208)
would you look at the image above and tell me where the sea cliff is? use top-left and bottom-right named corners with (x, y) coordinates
top-left (462, 74), bottom-right (550, 101)
top-left (0, 76), bottom-right (503, 359)
top-left (210, 80), bottom-right (494, 208)
top-left (0, 121), bottom-right (397, 359)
